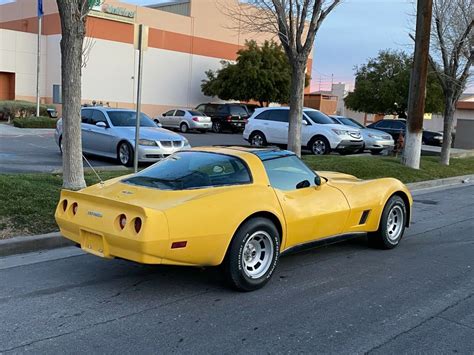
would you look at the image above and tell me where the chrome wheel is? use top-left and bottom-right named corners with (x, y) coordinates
top-left (387, 205), bottom-right (404, 242)
top-left (251, 134), bottom-right (264, 146)
top-left (212, 122), bottom-right (221, 133)
top-left (119, 143), bottom-right (130, 165)
top-left (241, 231), bottom-right (274, 279)
top-left (312, 140), bottom-right (326, 155)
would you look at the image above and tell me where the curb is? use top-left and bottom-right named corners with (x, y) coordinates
top-left (1, 174), bottom-right (473, 258)
top-left (406, 174), bottom-right (473, 191)
top-left (0, 232), bottom-right (73, 258)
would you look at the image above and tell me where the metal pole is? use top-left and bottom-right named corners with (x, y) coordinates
top-left (133, 24), bottom-right (144, 173)
top-left (36, 15), bottom-right (42, 117)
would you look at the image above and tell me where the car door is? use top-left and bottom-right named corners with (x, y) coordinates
top-left (80, 109), bottom-right (94, 154)
top-left (262, 155), bottom-right (350, 249)
top-left (174, 110), bottom-right (186, 128)
top-left (161, 110), bottom-right (175, 127)
top-left (86, 110), bottom-right (116, 156)
top-left (266, 109), bottom-right (289, 144)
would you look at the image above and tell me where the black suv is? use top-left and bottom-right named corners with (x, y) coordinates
top-left (367, 119), bottom-right (444, 146)
top-left (195, 103), bottom-right (249, 133)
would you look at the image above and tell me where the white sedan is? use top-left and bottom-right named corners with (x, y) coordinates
top-left (155, 109), bottom-right (212, 133)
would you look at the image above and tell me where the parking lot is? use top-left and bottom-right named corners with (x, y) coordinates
top-left (0, 125), bottom-right (247, 173)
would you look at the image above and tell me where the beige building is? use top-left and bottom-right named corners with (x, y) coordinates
top-left (0, 0), bottom-right (313, 116)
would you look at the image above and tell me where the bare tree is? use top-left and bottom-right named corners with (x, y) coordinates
top-left (56, 0), bottom-right (93, 189)
top-left (223, 0), bottom-right (341, 156)
top-left (428, 0), bottom-right (472, 165)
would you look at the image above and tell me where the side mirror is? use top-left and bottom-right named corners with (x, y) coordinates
top-left (302, 120), bottom-right (308, 126)
top-left (155, 122), bottom-right (163, 128)
top-left (314, 175), bottom-right (321, 186)
top-left (96, 121), bottom-right (107, 128)
top-left (296, 180), bottom-right (310, 189)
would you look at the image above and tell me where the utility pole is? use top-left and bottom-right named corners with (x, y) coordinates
top-left (402, 0), bottom-right (433, 169)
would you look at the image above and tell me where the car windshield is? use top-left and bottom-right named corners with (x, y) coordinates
top-left (338, 117), bottom-right (365, 129)
top-left (188, 110), bottom-right (207, 116)
top-left (122, 151), bottom-right (252, 190)
top-left (304, 110), bottom-right (334, 124)
top-left (107, 111), bottom-right (156, 127)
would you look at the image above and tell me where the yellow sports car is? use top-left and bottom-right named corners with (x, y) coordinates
top-left (55, 146), bottom-right (412, 291)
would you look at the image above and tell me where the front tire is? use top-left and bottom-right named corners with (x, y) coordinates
top-left (224, 218), bottom-right (280, 292)
top-left (249, 131), bottom-right (267, 147)
top-left (370, 149), bottom-right (383, 155)
top-left (117, 141), bottom-right (134, 167)
top-left (368, 195), bottom-right (407, 249)
top-left (309, 136), bottom-right (331, 155)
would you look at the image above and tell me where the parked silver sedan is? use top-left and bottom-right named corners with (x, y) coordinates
top-left (55, 107), bottom-right (191, 166)
top-left (155, 109), bottom-right (212, 133)
top-left (330, 116), bottom-right (394, 155)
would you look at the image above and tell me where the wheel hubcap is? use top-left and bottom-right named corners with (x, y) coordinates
top-left (387, 205), bottom-right (404, 242)
top-left (251, 135), bottom-right (263, 146)
top-left (313, 140), bottom-right (326, 155)
top-left (119, 145), bottom-right (130, 164)
top-left (242, 231), bottom-right (274, 279)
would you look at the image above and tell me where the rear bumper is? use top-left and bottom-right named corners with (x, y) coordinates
top-left (189, 121), bottom-right (212, 130)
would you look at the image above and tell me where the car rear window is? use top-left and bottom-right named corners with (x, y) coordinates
top-left (188, 110), bottom-right (206, 116)
top-left (230, 105), bottom-right (249, 116)
top-left (123, 152), bottom-right (252, 190)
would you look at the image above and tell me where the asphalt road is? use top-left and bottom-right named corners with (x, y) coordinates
top-left (0, 184), bottom-right (473, 354)
top-left (0, 127), bottom-right (246, 173)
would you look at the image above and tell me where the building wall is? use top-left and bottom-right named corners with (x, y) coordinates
top-left (0, 0), bottom-right (313, 117)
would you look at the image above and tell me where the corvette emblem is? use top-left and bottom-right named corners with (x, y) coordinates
top-left (87, 211), bottom-right (103, 218)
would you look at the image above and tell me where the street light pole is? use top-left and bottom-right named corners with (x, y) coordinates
top-left (133, 24), bottom-right (144, 173)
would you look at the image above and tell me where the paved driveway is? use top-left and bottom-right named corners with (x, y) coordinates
top-left (0, 124), bottom-right (246, 173)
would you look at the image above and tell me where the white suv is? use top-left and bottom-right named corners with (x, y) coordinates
top-left (243, 107), bottom-right (363, 155)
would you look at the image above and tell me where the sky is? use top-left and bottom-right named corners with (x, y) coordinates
top-left (124, 0), bottom-right (415, 92)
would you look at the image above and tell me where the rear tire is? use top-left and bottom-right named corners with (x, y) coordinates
top-left (249, 131), bottom-right (267, 147)
top-left (224, 218), bottom-right (280, 291)
top-left (309, 136), bottom-right (331, 155)
top-left (368, 195), bottom-right (407, 249)
top-left (212, 121), bottom-right (222, 133)
top-left (180, 123), bottom-right (189, 133)
top-left (117, 141), bottom-right (134, 167)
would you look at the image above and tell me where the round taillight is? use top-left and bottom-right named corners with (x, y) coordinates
top-left (134, 218), bottom-right (142, 233)
top-left (119, 214), bottom-right (127, 229)
top-left (72, 202), bottom-right (78, 215)
top-left (62, 199), bottom-right (68, 211)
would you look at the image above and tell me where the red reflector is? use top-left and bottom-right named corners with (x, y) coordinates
top-left (72, 202), bottom-right (78, 215)
top-left (134, 217), bottom-right (142, 233)
top-left (171, 241), bottom-right (187, 249)
top-left (227, 115), bottom-right (232, 122)
top-left (62, 199), bottom-right (68, 211)
top-left (119, 214), bottom-right (127, 229)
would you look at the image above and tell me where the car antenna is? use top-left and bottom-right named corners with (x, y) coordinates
top-left (82, 154), bottom-right (105, 187)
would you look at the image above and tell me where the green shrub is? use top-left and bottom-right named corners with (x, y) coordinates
top-left (0, 100), bottom-right (55, 122)
top-left (12, 116), bottom-right (58, 128)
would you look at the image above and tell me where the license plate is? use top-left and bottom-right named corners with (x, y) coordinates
top-left (236, 123), bottom-right (242, 127)
top-left (81, 230), bottom-right (105, 257)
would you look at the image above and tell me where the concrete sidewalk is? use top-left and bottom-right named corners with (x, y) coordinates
top-left (421, 144), bottom-right (474, 158)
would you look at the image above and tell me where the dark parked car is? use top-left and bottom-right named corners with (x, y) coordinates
top-left (367, 119), bottom-right (444, 146)
top-left (243, 104), bottom-right (261, 116)
top-left (195, 103), bottom-right (249, 133)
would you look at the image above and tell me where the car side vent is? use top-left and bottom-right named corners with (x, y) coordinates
top-left (359, 210), bottom-right (370, 225)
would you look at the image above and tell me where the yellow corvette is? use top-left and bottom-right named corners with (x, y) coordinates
top-left (55, 146), bottom-right (412, 291)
